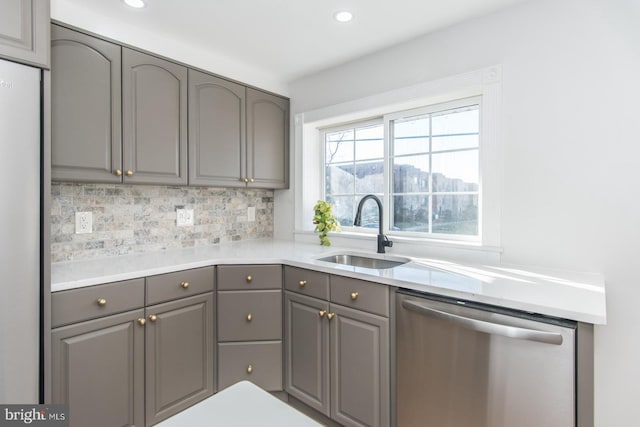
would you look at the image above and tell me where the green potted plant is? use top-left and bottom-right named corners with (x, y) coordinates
top-left (313, 200), bottom-right (340, 246)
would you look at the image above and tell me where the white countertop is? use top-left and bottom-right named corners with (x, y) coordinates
top-left (154, 381), bottom-right (321, 427)
top-left (51, 238), bottom-right (606, 324)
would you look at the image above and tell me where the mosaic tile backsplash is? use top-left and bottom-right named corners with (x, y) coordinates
top-left (51, 183), bottom-right (274, 263)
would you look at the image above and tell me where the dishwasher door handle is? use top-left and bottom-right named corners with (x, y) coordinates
top-left (402, 300), bottom-right (563, 345)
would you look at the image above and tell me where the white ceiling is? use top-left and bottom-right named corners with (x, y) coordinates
top-left (51, 0), bottom-right (529, 94)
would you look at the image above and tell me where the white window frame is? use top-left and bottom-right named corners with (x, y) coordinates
top-left (294, 65), bottom-right (503, 254)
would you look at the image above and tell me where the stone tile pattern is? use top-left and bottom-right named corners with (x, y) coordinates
top-left (51, 183), bottom-right (274, 262)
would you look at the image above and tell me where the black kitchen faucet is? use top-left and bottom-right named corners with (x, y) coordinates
top-left (353, 194), bottom-right (393, 254)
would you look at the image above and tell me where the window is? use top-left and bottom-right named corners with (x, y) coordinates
top-left (323, 97), bottom-right (481, 240)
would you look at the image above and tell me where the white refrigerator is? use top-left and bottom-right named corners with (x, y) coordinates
top-left (0, 58), bottom-right (42, 403)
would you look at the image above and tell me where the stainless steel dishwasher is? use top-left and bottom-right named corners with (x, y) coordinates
top-left (396, 290), bottom-right (576, 427)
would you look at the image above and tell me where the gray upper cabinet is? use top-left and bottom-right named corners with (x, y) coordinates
top-left (188, 69), bottom-right (246, 187)
top-left (246, 88), bottom-right (289, 189)
top-left (51, 25), bottom-right (122, 183)
top-left (0, 0), bottom-right (49, 68)
top-left (123, 48), bottom-right (188, 185)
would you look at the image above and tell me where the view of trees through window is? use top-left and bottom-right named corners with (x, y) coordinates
top-left (324, 101), bottom-right (480, 238)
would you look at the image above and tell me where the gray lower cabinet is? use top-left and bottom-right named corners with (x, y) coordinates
top-left (216, 265), bottom-right (283, 391)
top-left (284, 267), bottom-right (390, 427)
top-left (144, 292), bottom-right (215, 425)
top-left (51, 24), bottom-right (122, 183)
top-left (122, 48), bottom-right (188, 185)
top-left (0, 0), bottom-right (49, 68)
top-left (246, 88), bottom-right (289, 189)
top-left (51, 309), bottom-right (145, 427)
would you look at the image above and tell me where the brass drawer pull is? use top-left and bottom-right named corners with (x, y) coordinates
top-left (125, 170), bottom-right (134, 176)
top-left (149, 314), bottom-right (157, 322)
top-left (180, 281), bottom-right (189, 289)
top-left (327, 312), bottom-right (335, 320)
top-left (114, 169), bottom-right (122, 176)
top-left (246, 313), bottom-right (253, 322)
top-left (351, 292), bottom-right (359, 300)
top-left (137, 318), bottom-right (146, 326)
top-left (246, 275), bottom-right (253, 283)
top-left (97, 298), bottom-right (107, 307)
top-left (247, 364), bottom-right (253, 374)
top-left (298, 280), bottom-right (307, 287)
top-left (319, 310), bottom-right (327, 318)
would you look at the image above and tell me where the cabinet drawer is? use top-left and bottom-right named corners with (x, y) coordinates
top-left (218, 291), bottom-right (282, 341)
top-left (217, 264), bottom-right (282, 290)
top-left (284, 266), bottom-right (330, 300)
top-left (146, 266), bottom-right (214, 305)
top-left (218, 341), bottom-right (282, 391)
top-left (52, 278), bottom-right (145, 327)
top-left (330, 275), bottom-right (390, 317)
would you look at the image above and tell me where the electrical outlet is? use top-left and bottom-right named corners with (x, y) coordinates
top-left (247, 207), bottom-right (256, 222)
top-left (75, 211), bottom-right (92, 234)
top-left (176, 208), bottom-right (194, 227)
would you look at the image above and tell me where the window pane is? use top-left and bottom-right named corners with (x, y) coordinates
top-left (355, 161), bottom-right (384, 193)
top-left (355, 138), bottom-right (383, 161)
top-left (326, 164), bottom-right (354, 195)
top-left (392, 155), bottom-right (428, 193)
top-left (326, 195), bottom-right (355, 227)
top-left (356, 124), bottom-right (383, 140)
top-left (432, 150), bottom-right (478, 192)
top-left (392, 195), bottom-right (429, 232)
top-left (432, 134), bottom-right (479, 152)
top-left (432, 194), bottom-right (478, 235)
top-left (393, 116), bottom-right (429, 138)
top-left (432, 107), bottom-right (479, 136)
top-left (326, 139), bottom-right (354, 164)
top-left (327, 129), bottom-right (354, 142)
top-left (393, 136), bottom-right (429, 156)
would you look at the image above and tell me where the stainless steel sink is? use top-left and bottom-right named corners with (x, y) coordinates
top-left (317, 254), bottom-right (409, 269)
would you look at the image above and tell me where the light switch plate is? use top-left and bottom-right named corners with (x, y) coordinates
top-left (176, 208), bottom-right (194, 226)
top-left (247, 207), bottom-right (256, 222)
top-left (75, 211), bottom-right (92, 234)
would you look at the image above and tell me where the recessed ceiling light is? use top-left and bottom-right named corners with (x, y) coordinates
top-left (124, 0), bottom-right (146, 8)
top-left (334, 11), bottom-right (353, 23)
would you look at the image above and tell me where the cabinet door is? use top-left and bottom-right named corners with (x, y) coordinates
top-left (246, 88), bottom-right (289, 189)
top-left (51, 25), bottom-right (122, 183)
top-left (51, 309), bottom-right (145, 427)
top-left (330, 304), bottom-right (390, 427)
top-left (284, 291), bottom-right (330, 416)
top-left (123, 48), bottom-right (188, 185)
top-left (188, 69), bottom-right (246, 187)
top-left (0, 0), bottom-right (49, 68)
top-left (145, 293), bottom-right (214, 425)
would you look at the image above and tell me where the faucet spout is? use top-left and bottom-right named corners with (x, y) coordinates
top-left (354, 195), bottom-right (393, 253)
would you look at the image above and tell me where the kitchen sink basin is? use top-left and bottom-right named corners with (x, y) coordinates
top-left (317, 253), bottom-right (409, 270)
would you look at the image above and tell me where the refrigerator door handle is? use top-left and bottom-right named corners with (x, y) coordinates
top-left (402, 300), bottom-right (563, 345)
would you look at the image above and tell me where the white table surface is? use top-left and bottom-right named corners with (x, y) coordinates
top-left (155, 381), bottom-right (322, 426)
top-left (51, 238), bottom-right (606, 324)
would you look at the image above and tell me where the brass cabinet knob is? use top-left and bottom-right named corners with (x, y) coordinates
top-left (246, 275), bottom-right (253, 283)
top-left (249, 178), bottom-right (255, 183)
top-left (318, 310), bottom-right (327, 318)
top-left (247, 365), bottom-right (253, 374)
top-left (351, 292), bottom-right (359, 300)
top-left (243, 178), bottom-right (249, 183)
top-left (246, 313), bottom-right (253, 322)
top-left (125, 170), bottom-right (134, 176)
top-left (97, 298), bottom-right (107, 307)
top-left (327, 312), bottom-right (335, 320)
top-left (137, 318), bottom-right (146, 326)
top-left (149, 314), bottom-right (158, 322)
top-left (114, 169), bottom-right (122, 176)
top-left (180, 281), bottom-right (189, 289)
top-left (298, 280), bottom-right (307, 287)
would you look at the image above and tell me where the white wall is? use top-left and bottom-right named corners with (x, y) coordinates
top-left (282, 0), bottom-right (640, 424)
